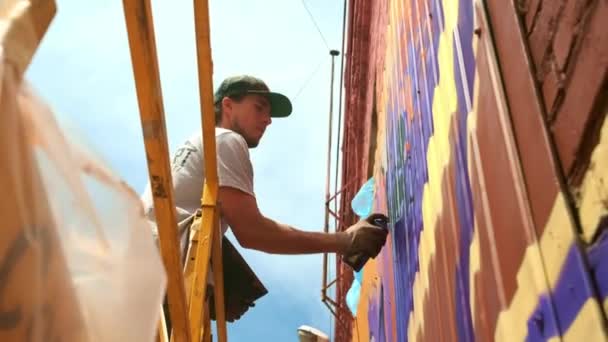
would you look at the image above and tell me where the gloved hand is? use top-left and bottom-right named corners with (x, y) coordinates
top-left (341, 213), bottom-right (389, 258)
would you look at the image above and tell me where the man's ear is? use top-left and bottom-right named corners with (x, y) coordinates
top-left (221, 97), bottom-right (233, 117)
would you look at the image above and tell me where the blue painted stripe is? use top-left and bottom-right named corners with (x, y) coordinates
top-left (587, 226), bottom-right (608, 313)
top-left (526, 243), bottom-right (602, 340)
top-left (458, 0), bottom-right (475, 99)
top-left (451, 16), bottom-right (476, 341)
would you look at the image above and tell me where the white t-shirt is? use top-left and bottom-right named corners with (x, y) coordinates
top-left (141, 127), bottom-right (255, 256)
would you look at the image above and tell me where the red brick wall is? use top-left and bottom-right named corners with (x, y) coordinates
top-left (519, 0), bottom-right (607, 185)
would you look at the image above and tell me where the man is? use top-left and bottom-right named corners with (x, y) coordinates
top-left (141, 75), bottom-right (388, 317)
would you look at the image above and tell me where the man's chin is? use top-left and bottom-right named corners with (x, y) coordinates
top-left (245, 137), bottom-right (260, 148)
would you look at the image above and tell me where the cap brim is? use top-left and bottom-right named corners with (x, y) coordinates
top-left (247, 90), bottom-right (292, 118)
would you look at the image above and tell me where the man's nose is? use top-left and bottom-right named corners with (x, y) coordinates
top-left (263, 113), bottom-right (272, 126)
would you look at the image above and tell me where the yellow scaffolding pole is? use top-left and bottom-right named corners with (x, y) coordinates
top-left (187, 0), bottom-right (227, 340)
top-left (122, 1), bottom-right (192, 341)
top-left (123, 0), bottom-right (227, 341)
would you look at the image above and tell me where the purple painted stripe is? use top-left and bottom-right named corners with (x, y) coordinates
top-left (425, 0), bottom-right (440, 85)
top-left (527, 294), bottom-right (559, 341)
top-left (379, 285), bottom-right (387, 342)
top-left (452, 23), bottom-right (470, 122)
top-left (588, 224), bottom-right (608, 308)
top-left (380, 248), bottom-right (395, 342)
top-left (402, 37), bottom-right (424, 342)
top-left (404, 31), bottom-right (426, 342)
top-left (368, 288), bottom-right (381, 340)
top-left (526, 243), bottom-right (602, 340)
top-left (451, 28), bottom-right (476, 342)
top-left (385, 86), bottom-right (412, 341)
top-left (457, 0), bottom-right (475, 99)
top-left (433, 0), bottom-right (445, 34)
top-left (416, 2), bottom-right (433, 130)
top-left (382, 0), bottom-right (464, 340)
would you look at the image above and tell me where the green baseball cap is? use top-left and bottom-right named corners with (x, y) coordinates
top-left (214, 75), bottom-right (293, 118)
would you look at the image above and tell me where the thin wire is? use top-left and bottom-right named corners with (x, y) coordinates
top-left (300, 0), bottom-right (330, 50)
top-left (292, 57), bottom-right (326, 101)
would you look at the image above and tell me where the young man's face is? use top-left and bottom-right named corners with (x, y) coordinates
top-left (222, 94), bottom-right (272, 148)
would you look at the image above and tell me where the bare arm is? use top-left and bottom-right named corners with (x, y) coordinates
top-left (218, 186), bottom-right (350, 255)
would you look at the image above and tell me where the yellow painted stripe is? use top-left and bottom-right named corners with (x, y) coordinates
top-left (464, 9), bottom-right (605, 340)
top-left (469, 221), bottom-right (480, 325)
top-left (395, 0), bottom-right (608, 340)
top-left (539, 194), bottom-right (576, 284)
top-left (538, 193), bottom-right (605, 338)
top-left (408, 309), bottom-right (416, 342)
top-left (492, 193), bottom-right (572, 341)
top-left (466, 69), bottom-right (480, 331)
top-left (577, 109), bottom-right (608, 243)
top-left (374, 0), bottom-right (463, 339)
top-left (493, 194), bottom-right (572, 341)
top-left (494, 243), bottom-right (548, 341)
top-left (493, 191), bottom-right (608, 341)
top-left (562, 299), bottom-right (608, 341)
top-left (407, 0), bottom-right (462, 336)
top-left (355, 258), bottom-right (380, 342)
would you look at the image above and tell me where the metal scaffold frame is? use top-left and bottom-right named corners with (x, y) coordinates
top-left (122, 0), bottom-right (226, 341)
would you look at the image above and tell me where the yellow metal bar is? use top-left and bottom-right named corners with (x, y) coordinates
top-left (211, 211), bottom-right (227, 341)
top-left (122, 1), bottom-right (191, 341)
top-left (177, 218), bottom-right (201, 342)
top-left (193, 0), bottom-right (218, 185)
top-left (184, 210), bottom-right (227, 342)
top-left (183, 221), bottom-right (201, 301)
top-left (156, 309), bottom-right (168, 342)
top-left (189, 0), bottom-right (227, 340)
top-left (188, 187), bottom-right (216, 341)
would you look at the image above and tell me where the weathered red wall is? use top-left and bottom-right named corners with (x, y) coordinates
top-left (336, 0), bottom-right (608, 341)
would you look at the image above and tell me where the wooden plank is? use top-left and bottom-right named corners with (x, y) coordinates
top-left (121, 1), bottom-right (191, 341)
top-left (0, 0), bottom-right (56, 76)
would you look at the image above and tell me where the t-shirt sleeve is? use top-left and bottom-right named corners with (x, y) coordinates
top-left (170, 138), bottom-right (205, 219)
top-left (216, 132), bottom-right (254, 196)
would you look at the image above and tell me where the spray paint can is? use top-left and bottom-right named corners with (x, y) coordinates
top-left (343, 215), bottom-right (389, 272)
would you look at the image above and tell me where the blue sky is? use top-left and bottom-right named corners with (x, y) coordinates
top-left (27, 0), bottom-right (346, 340)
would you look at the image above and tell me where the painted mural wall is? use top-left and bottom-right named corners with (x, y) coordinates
top-left (338, 0), bottom-right (608, 341)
